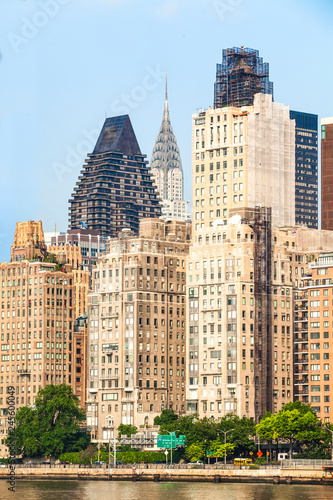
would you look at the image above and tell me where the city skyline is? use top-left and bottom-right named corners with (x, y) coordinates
top-left (1, 0), bottom-right (333, 262)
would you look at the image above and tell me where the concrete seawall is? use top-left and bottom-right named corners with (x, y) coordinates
top-left (0, 467), bottom-right (332, 484)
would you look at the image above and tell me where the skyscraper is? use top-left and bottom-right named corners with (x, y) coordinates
top-left (150, 76), bottom-right (189, 220)
top-left (186, 208), bottom-right (333, 421)
top-left (192, 94), bottom-right (295, 239)
top-left (0, 221), bottom-right (89, 455)
top-left (290, 110), bottom-right (318, 229)
top-left (69, 115), bottom-right (161, 238)
top-left (86, 219), bottom-right (191, 440)
top-left (214, 46), bottom-right (273, 109)
top-left (321, 117), bottom-right (333, 230)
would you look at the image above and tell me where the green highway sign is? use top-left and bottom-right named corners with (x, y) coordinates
top-left (176, 435), bottom-right (186, 446)
top-left (157, 433), bottom-right (186, 448)
top-left (157, 435), bottom-right (173, 448)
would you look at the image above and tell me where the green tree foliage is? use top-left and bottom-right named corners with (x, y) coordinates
top-left (217, 414), bottom-right (256, 456)
top-left (256, 402), bottom-right (327, 458)
top-left (60, 450), bottom-right (166, 464)
top-left (78, 444), bottom-right (97, 465)
top-left (7, 384), bottom-right (89, 458)
top-left (117, 424), bottom-right (138, 437)
top-left (154, 409), bottom-right (178, 427)
top-left (154, 411), bottom-right (257, 461)
top-left (185, 443), bottom-right (205, 462)
top-left (210, 440), bottom-right (235, 458)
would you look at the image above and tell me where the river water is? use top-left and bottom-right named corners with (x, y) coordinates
top-left (2, 481), bottom-right (333, 500)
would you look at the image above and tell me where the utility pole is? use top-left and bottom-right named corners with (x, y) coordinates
top-left (114, 436), bottom-right (117, 467)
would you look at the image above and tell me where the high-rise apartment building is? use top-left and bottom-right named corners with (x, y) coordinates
top-left (321, 117), bottom-right (333, 230)
top-left (186, 212), bottom-right (333, 421)
top-left (48, 242), bottom-right (89, 321)
top-left (294, 252), bottom-right (333, 423)
top-left (73, 313), bottom-right (88, 409)
top-left (192, 94), bottom-right (295, 236)
top-left (290, 111), bottom-right (318, 229)
top-left (150, 78), bottom-right (189, 221)
top-left (0, 221), bottom-right (89, 455)
top-left (214, 47), bottom-right (273, 109)
top-left (69, 115), bottom-right (161, 238)
top-left (86, 219), bottom-right (191, 442)
top-left (50, 228), bottom-right (104, 275)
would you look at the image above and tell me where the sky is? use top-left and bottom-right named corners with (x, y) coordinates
top-left (0, 0), bottom-right (332, 262)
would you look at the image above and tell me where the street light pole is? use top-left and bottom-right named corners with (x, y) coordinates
top-left (218, 429), bottom-right (233, 466)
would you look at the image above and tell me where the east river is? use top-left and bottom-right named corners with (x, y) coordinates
top-left (2, 481), bottom-right (333, 500)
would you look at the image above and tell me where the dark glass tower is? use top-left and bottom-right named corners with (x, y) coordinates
top-left (290, 111), bottom-right (318, 229)
top-left (214, 46), bottom-right (273, 108)
top-left (69, 115), bottom-right (161, 238)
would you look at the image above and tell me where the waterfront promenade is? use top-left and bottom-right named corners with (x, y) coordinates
top-left (1, 464), bottom-right (333, 485)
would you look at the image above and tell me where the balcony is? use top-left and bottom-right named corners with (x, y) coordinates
top-left (294, 388), bottom-right (309, 396)
top-left (294, 366), bottom-right (309, 374)
top-left (294, 377), bottom-right (308, 385)
top-left (294, 356), bottom-right (309, 363)
top-left (295, 334), bottom-right (308, 342)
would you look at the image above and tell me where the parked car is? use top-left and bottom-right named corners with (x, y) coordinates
top-left (0, 462), bottom-right (6, 468)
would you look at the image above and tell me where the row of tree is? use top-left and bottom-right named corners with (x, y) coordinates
top-left (256, 402), bottom-right (333, 459)
top-left (154, 402), bottom-right (333, 461)
top-left (7, 384), bottom-right (333, 461)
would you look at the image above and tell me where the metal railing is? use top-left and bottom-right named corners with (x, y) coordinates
top-left (280, 459), bottom-right (333, 469)
top-left (14, 462), bottom-right (284, 470)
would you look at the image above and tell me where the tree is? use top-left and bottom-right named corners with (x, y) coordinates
top-left (154, 409), bottom-right (178, 427)
top-left (274, 404), bottom-right (323, 457)
top-left (117, 424), bottom-right (137, 437)
top-left (7, 384), bottom-right (89, 458)
top-left (210, 440), bottom-right (235, 459)
top-left (217, 415), bottom-right (256, 456)
top-left (256, 413), bottom-right (278, 459)
top-left (185, 442), bottom-right (205, 462)
top-left (78, 444), bottom-right (97, 465)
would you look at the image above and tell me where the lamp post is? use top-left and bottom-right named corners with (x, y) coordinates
top-left (165, 430), bottom-right (180, 465)
top-left (218, 429), bottom-right (233, 466)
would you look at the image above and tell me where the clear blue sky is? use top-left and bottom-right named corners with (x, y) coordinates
top-left (0, 0), bottom-right (332, 262)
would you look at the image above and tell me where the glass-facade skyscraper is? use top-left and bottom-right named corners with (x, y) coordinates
top-left (290, 110), bottom-right (318, 229)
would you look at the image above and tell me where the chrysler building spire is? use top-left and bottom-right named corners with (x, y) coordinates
top-left (150, 73), bottom-right (189, 221)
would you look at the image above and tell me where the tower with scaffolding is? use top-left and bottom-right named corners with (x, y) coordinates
top-left (214, 46), bottom-right (274, 108)
top-left (242, 207), bottom-right (272, 421)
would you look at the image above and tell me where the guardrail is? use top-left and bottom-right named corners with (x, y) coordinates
top-left (12, 463), bottom-right (284, 470)
top-left (280, 459), bottom-right (333, 469)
